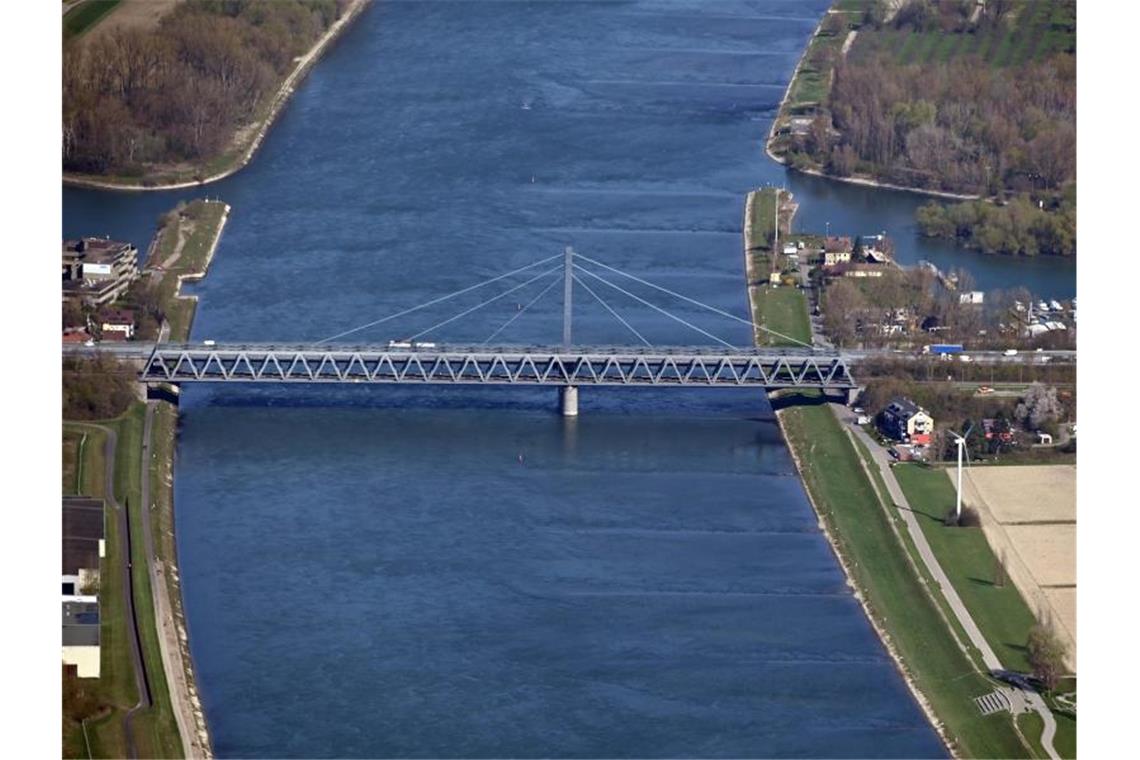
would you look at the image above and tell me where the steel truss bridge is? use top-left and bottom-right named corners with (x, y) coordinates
top-left (121, 247), bottom-right (859, 413)
top-left (140, 344), bottom-right (855, 389)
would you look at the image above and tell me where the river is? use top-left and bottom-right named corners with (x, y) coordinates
top-left (62, 1), bottom-right (1073, 756)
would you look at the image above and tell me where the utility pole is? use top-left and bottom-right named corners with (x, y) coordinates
top-left (562, 246), bottom-right (574, 350)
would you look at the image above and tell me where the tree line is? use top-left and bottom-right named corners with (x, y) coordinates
top-left (63, 0), bottom-right (349, 176)
top-left (915, 189), bottom-right (1076, 256)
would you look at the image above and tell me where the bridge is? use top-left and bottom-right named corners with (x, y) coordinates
top-left (91, 248), bottom-right (861, 415)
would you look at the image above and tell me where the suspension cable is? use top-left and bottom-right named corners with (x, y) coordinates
top-left (316, 253), bottom-right (562, 344)
top-left (571, 273), bottom-right (652, 347)
top-left (575, 252), bottom-right (812, 348)
top-left (573, 263), bottom-right (736, 349)
top-left (408, 265), bottom-right (562, 341)
top-left (481, 270), bottom-right (562, 345)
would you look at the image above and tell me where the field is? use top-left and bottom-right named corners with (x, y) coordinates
top-left (146, 199), bottom-right (230, 342)
top-left (745, 189), bottom-right (812, 347)
top-left (847, 0), bottom-right (1076, 67)
top-left (777, 396), bottom-right (1032, 758)
top-left (957, 464), bottom-right (1077, 670)
top-left (63, 407), bottom-right (184, 759)
top-left (62, 0), bottom-right (121, 42)
top-left (81, 0), bottom-right (179, 42)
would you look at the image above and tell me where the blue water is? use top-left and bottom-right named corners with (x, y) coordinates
top-left (52, 0), bottom-right (1058, 755)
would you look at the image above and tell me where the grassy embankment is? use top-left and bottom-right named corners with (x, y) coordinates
top-left (745, 188), bottom-right (812, 347)
top-left (892, 464), bottom-right (1077, 758)
top-left (63, 0), bottom-right (368, 190)
top-left (147, 199), bottom-right (230, 341)
top-left (64, 405), bottom-right (184, 759)
top-left (62, 0), bottom-right (121, 43)
top-left (777, 396), bottom-right (1034, 758)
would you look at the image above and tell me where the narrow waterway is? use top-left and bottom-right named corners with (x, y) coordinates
top-left (59, 1), bottom-right (1072, 755)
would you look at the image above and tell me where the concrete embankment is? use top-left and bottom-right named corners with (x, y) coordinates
top-left (63, 0), bottom-right (371, 192)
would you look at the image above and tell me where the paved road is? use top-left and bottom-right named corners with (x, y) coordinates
top-left (834, 404), bottom-right (1059, 759)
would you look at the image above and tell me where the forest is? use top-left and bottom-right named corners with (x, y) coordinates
top-left (915, 188), bottom-right (1076, 256)
top-left (63, 0), bottom-right (350, 176)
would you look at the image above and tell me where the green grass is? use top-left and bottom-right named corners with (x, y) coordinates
top-left (778, 398), bottom-right (1031, 758)
top-left (63, 0), bottom-right (121, 42)
top-left (893, 465), bottom-right (1039, 671)
top-left (893, 463), bottom-right (1076, 756)
top-left (65, 407), bottom-right (184, 759)
top-left (64, 430), bottom-right (85, 495)
top-left (149, 199), bottom-right (229, 342)
top-left (752, 287), bottom-right (812, 347)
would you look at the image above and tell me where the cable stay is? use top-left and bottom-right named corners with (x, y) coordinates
top-left (481, 270), bottom-right (562, 345)
top-left (408, 265), bottom-right (562, 341)
top-left (572, 263), bottom-right (736, 349)
top-left (571, 273), bottom-right (651, 347)
top-left (574, 252), bottom-right (813, 348)
top-left (316, 253), bottom-right (561, 344)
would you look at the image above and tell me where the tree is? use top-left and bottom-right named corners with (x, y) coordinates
top-left (1016, 382), bottom-right (1062, 429)
top-left (1026, 623), bottom-right (1067, 690)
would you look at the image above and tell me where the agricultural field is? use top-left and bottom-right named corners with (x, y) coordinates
top-left (848, 0), bottom-right (1076, 67)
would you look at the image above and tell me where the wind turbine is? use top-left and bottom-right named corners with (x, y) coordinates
top-left (949, 423), bottom-right (974, 523)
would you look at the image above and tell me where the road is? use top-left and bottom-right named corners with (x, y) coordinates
top-left (833, 404), bottom-right (1059, 760)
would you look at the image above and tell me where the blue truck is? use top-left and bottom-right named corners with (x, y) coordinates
top-left (924, 343), bottom-right (964, 356)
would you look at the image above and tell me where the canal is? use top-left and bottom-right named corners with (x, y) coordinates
top-left (62, 1), bottom-right (1071, 756)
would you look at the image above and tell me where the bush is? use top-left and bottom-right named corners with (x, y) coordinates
top-left (63, 356), bottom-right (137, 421)
top-left (944, 504), bottom-right (981, 527)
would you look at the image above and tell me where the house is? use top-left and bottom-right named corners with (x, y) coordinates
top-left (63, 601), bottom-right (100, 678)
top-left (879, 397), bottom-right (934, 445)
top-left (62, 238), bottom-right (139, 307)
top-left (62, 328), bottom-right (93, 345)
top-left (959, 291), bottom-right (984, 305)
top-left (982, 418), bottom-right (1014, 444)
top-left (63, 497), bottom-right (104, 678)
top-left (100, 308), bottom-right (135, 340)
top-left (823, 236), bottom-right (853, 266)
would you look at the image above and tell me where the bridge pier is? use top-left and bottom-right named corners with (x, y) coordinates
top-left (560, 385), bottom-right (579, 417)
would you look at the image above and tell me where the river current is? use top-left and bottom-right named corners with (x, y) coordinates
top-left (62, 1), bottom-right (1073, 756)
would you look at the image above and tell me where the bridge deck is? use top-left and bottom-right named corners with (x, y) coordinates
top-left (140, 344), bottom-right (856, 389)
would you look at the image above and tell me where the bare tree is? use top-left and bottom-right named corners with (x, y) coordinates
top-left (1027, 623), bottom-right (1067, 690)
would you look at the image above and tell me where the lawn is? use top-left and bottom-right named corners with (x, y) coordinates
top-left (63, 0), bottom-right (121, 42)
top-left (778, 397), bottom-right (1031, 758)
top-left (63, 430), bottom-right (85, 495)
top-left (893, 463), bottom-right (1077, 757)
top-left (752, 287), bottom-right (812, 347)
top-left (64, 406), bottom-right (184, 759)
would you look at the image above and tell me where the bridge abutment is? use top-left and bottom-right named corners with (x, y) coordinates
top-left (560, 385), bottom-right (579, 417)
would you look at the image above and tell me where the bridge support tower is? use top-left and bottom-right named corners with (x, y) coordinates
top-left (560, 385), bottom-right (579, 417)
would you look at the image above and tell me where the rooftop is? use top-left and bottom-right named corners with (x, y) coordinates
top-left (62, 600), bottom-right (100, 647)
top-left (62, 497), bottom-right (103, 576)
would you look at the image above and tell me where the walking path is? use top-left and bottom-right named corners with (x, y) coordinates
top-left (141, 403), bottom-right (212, 758)
top-left (834, 404), bottom-right (1059, 760)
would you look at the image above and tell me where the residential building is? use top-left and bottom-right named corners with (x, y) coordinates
top-left (62, 328), bottom-right (93, 345)
top-left (100, 308), bottom-right (135, 340)
top-left (62, 497), bottom-right (104, 678)
top-left (823, 236), bottom-right (853, 267)
top-left (878, 397), bottom-right (934, 445)
top-left (62, 601), bottom-right (100, 678)
top-left (959, 291), bottom-right (985, 305)
top-left (62, 238), bottom-right (139, 307)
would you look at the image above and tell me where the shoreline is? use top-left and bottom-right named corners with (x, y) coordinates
top-left (773, 406), bottom-right (956, 755)
top-left (170, 202), bottom-right (231, 336)
top-left (763, 7), bottom-right (982, 203)
top-left (62, 0), bottom-right (370, 193)
top-left (743, 191), bottom-right (952, 753)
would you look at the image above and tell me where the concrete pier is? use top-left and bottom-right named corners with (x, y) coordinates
top-left (560, 385), bottom-right (579, 417)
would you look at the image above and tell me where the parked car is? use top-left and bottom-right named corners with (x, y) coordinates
top-left (958, 354), bottom-right (972, 362)
top-left (1003, 348), bottom-right (1018, 356)
top-left (976, 386), bottom-right (994, 395)
top-left (856, 415), bottom-right (872, 425)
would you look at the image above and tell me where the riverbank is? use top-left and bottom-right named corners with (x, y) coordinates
top-left (771, 396), bottom-right (1034, 757)
top-left (742, 188), bottom-right (812, 347)
top-left (144, 199), bottom-right (230, 342)
top-left (63, 0), bottom-right (370, 192)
